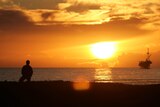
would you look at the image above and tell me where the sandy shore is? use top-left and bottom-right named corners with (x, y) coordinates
top-left (0, 81), bottom-right (160, 107)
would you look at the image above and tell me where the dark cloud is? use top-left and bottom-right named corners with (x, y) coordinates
top-left (41, 12), bottom-right (55, 21)
top-left (143, 3), bottom-right (160, 14)
top-left (103, 17), bottom-right (149, 36)
top-left (0, 0), bottom-right (65, 9)
top-left (0, 9), bottom-right (33, 29)
top-left (110, 17), bottom-right (146, 25)
top-left (66, 3), bottom-right (101, 12)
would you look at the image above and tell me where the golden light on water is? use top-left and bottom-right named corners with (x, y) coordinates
top-left (72, 76), bottom-right (90, 91)
top-left (95, 68), bottom-right (112, 83)
top-left (90, 42), bottom-right (117, 59)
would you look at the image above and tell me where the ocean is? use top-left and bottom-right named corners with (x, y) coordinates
top-left (0, 68), bottom-right (160, 85)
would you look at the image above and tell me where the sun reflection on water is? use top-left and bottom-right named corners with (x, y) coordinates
top-left (94, 68), bottom-right (113, 83)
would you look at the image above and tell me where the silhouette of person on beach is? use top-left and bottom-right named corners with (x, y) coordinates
top-left (19, 60), bottom-right (33, 82)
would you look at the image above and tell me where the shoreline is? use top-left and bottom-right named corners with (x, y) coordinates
top-left (1, 80), bottom-right (160, 85)
top-left (0, 81), bottom-right (160, 107)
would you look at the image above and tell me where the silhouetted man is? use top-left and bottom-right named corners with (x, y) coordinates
top-left (19, 60), bottom-right (33, 82)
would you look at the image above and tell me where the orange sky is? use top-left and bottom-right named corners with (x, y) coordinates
top-left (0, 0), bottom-right (160, 68)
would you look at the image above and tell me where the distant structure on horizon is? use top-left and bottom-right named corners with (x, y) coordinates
top-left (139, 48), bottom-right (152, 69)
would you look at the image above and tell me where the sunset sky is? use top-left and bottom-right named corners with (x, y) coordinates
top-left (0, 0), bottom-right (160, 68)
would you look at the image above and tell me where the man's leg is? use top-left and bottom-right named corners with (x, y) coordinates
top-left (19, 76), bottom-right (25, 82)
top-left (26, 76), bottom-right (31, 82)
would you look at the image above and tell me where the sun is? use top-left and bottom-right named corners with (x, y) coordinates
top-left (90, 42), bottom-right (116, 59)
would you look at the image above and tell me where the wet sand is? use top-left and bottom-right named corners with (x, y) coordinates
top-left (0, 81), bottom-right (160, 107)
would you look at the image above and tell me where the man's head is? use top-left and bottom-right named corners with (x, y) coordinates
top-left (26, 60), bottom-right (30, 65)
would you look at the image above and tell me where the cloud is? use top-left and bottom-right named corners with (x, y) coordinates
top-left (24, 9), bottom-right (57, 25)
top-left (0, 6), bottom-right (151, 37)
top-left (0, 0), bottom-right (11, 3)
top-left (0, 9), bottom-right (33, 29)
top-left (56, 0), bottom-right (160, 29)
top-left (41, 12), bottom-right (54, 20)
top-left (65, 3), bottom-right (101, 12)
top-left (0, 0), bottom-right (160, 31)
top-left (0, 0), bottom-right (64, 9)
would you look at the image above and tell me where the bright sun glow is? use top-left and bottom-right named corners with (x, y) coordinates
top-left (91, 42), bottom-right (116, 59)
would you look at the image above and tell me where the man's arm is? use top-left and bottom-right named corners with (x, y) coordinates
top-left (21, 66), bottom-right (25, 75)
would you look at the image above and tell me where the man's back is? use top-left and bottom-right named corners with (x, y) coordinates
top-left (22, 65), bottom-right (33, 77)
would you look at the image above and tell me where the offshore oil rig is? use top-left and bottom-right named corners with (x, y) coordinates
top-left (139, 48), bottom-right (152, 69)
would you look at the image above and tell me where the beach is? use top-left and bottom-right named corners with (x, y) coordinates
top-left (0, 81), bottom-right (160, 107)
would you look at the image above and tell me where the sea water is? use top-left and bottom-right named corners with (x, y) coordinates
top-left (0, 68), bottom-right (160, 85)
